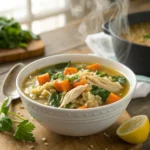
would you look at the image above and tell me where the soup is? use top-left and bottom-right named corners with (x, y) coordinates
top-left (122, 22), bottom-right (150, 46)
top-left (22, 61), bottom-right (129, 109)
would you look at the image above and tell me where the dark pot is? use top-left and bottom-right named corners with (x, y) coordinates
top-left (102, 11), bottom-right (150, 76)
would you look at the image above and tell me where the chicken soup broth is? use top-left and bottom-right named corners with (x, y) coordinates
top-left (122, 22), bottom-right (150, 46)
top-left (22, 62), bottom-right (129, 109)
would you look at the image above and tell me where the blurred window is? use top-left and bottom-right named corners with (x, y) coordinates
top-left (0, 0), bottom-right (69, 33)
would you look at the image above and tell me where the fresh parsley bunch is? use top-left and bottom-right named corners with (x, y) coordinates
top-left (0, 17), bottom-right (40, 49)
top-left (0, 99), bottom-right (35, 142)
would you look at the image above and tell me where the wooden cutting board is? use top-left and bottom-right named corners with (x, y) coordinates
top-left (0, 99), bottom-right (142, 150)
top-left (0, 40), bottom-right (45, 63)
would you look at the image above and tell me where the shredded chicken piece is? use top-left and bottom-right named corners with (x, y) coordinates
top-left (86, 75), bottom-right (123, 93)
top-left (59, 84), bottom-right (88, 108)
top-left (86, 79), bottom-right (95, 87)
top-left (78, 70), bottom-right (90, 77)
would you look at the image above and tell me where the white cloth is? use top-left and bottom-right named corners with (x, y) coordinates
top-left (85, 32), bottom-right (150, 99)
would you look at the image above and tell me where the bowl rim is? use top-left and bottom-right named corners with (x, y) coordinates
top-left (16, 54), bottom-right (137, 112)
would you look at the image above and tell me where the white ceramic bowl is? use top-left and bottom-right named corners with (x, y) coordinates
top-left (16, 54), bottom-right (136, 136)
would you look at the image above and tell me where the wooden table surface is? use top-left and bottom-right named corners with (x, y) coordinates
top-left (0, 0), bottom-right (150, 149)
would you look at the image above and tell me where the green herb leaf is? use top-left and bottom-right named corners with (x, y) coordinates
top-left (28, 31), bottom-right (40, 40)
top-left (65, 103), bottom-right (72, 108)
top-left (52, 72), bottom-right (65, 80)
top-left (144, 34), bottom-right (150, 39)
top-left (39, 61), bottom-right (71, 75)
top-left (54, 61), bottom-right (71, 70)
top-left (19, 42), bottom-right (28, 48)
top-left (14, 120), bottom-right (35, 142)
top-left (0, 17), bottom-right (40, 49)
top-left (0, 98), bottom-right (9, 115)
top-left (0, 113), bottom-right (12, 132)
top-left (68, 75), bottom-right (80, 82)
top-left (90, 85), bottom-right (110, 102)
top-left (66, 61), bottom-right (71, 67)
top-left (52, 73), bottom-right (79, 82)
top-left (96, 71), bottom-right (107, 77)
top-left (49, 92), bottom-right (61, 107)
top-left (0, 98), bottom-right (36, 142)
top-left (111, 76), bottom-right (127, 85)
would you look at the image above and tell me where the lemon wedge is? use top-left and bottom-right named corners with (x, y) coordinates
top-left (116, 115), bottom-right (150, 144)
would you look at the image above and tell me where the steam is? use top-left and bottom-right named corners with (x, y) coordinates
top-left (109, 0), bottom-right (129, 34)
top-left (77, 0), bottom-right (131, 63)
top-left (108, 0), bottom-right (131, 62)
top-left (78, 0), bottom-right (130, 38)
top-left (78, 0), bottom-right (109, 37)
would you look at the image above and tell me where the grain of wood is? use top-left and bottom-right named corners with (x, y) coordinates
top-left (0, 40), bottom-right (45, 63)
top-left (0, 99), bottom-right (142, 150)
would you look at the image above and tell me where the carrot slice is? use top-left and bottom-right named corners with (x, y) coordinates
top-left (106, 93), bottom-right (120, 104)
top-left (87, 63), bottom-right (100, 71)
top-left (64, 67), bottom-right (78, 75)
top-left (54, 79), bottom-right (70, 92)
top-left (37, 73), bottom-right (50, 85)
top-left (72, 78), bottom-right (87, 87)
top-left (78, 105), bottom-right (87, 109)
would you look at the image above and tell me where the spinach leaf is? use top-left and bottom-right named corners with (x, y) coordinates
top-left (90, 85), bottom-right (110, 102)
top-left (39, 61), bottom-right (71, 75)
top-left (65, 103), bottom-right (72, 108)
top-left (49, 92), bottom-right (61, 107)
top-left (54, 61), bottom-right (71, 70)
top-left (111, 76), bottom-right (127, 85)
top-left (144, 34), bottom-right (150, 39)
top-left (96, 71), bottom-right (107, 77)
top-left (66, 61), bottom-right (71, 67)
